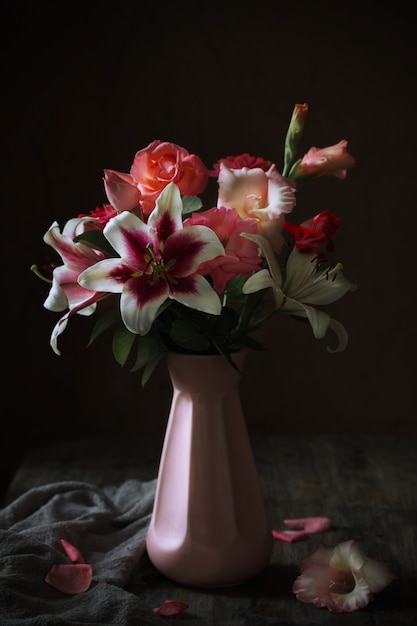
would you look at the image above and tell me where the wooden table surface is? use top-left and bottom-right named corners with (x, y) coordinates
top-left (3, 433), bottom-right (417, 625)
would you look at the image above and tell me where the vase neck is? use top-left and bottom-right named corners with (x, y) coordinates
top-left (167, 352), bottom-right (245, 394)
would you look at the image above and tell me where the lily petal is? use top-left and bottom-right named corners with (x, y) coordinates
top-left (241, 233), bottom-right (282, 285)
top-left (120, 278), bottom-right (169, 335)
top-left (147, 180), bottom-right (184, 242)
top-left (45, 266), bottom-right (99, 313)
top-left (284, 248), bottom-right (356, 306)
top-left (49, 292), bottom-right (103, 355)
top-left (241, 268), bottom-right (275, 294)
top-left (78, 258), bottom-right (126, 294)
top-left (43, 221), bottom-right (102, 271)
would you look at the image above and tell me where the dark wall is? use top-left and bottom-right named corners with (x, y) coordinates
top-left (2, 1), bottom-right (416, 497)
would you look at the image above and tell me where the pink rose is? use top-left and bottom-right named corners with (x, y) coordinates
top-left (130, 140), bottom-right (210, 215)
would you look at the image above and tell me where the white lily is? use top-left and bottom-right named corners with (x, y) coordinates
top-left (242, 233), bottom-right (356, 352)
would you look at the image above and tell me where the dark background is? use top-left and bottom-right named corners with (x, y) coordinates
top-left (2, 0), bottom-right (416, 500)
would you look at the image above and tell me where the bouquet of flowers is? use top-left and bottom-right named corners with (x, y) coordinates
top-left (32, 103), bottom-right (357, 385)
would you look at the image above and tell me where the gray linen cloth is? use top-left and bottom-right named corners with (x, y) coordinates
top-left (0, 479), bottom-right (170, 625)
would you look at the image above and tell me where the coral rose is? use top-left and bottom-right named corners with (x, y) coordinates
top-left (130, 140), bottom-right (210, 215)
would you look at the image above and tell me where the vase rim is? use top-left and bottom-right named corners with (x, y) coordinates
top-left (167, 350), bottom-right (243, 358)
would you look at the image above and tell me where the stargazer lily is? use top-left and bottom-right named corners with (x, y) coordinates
top-left (42, 217), bottom-right (107, 355)
top-left (241, 233), bottom-right (356, 352)
top-left (78, 182), bottom-right (225, 335)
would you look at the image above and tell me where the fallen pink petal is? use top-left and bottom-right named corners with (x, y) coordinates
top-left (272, 529), bottom-right (310, 543)
top-left (272, 516), bottom-right (332, 542)
top-left (45, 539), bottom-right (92, 594)
top-left (284, 517), bottom-right (333, 533)
top-left (153, 600), bottom-right (189, 616)
top-left (45, 563), bottom-right (93, 594)
top-left (60, 538), bottom-right (85, 563)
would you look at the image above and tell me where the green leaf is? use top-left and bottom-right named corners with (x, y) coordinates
top-left (112, 325), bottom-right (136, 366)
top-left (181, 195), bottom-right (203, 215)
top-left (73, 230), bottom-right (117, 256)
top-left (88, 306), bottom-right (121, 345)
top-left (170, 319), bottom-right (212, 352)
top-left (223, 274), bottom-right (246, 297)
top-left (141, 354), bottom-right (164, 387)
top-left (238, 334), bottom-right (265, 350)
top-left (235, 289), bottom-right (268, 333)
top-left (213, 306), bottom-right (239, 337)
top-left (209, 342), bottom-right (241, 371)
top-left (130, 332), bottom-right (166, 372)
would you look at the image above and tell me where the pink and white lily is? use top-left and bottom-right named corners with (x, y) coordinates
top-left (43, 217), bottom-right (107, 355)
top-left (217, 162), bottom-right (296, 252)
top-left (78, 182), bottom-right (225, 335)
top-left (241, 233), bottom-right (356, 352)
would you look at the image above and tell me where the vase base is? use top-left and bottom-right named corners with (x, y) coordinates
top-left (146, 531), bottom-right (274, 589)
top-left (154, 564), bottom-right (271, 589)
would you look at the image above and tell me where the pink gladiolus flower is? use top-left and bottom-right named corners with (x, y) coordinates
top-left (153, 600), bottom-right (189, 616)
top-left (217, 161), bottom-right (296, 252)
top-left (284, 210), bottom-right (340, 256)
top-left (78, 182), bottom-right (225, 335)
top-left (184, 206), bottom-right (262, 293)
top-left (130, 140), bottom-right (210, 216)
top-left (45, 539), bottom-right (92, 595)
top-left (43, 217), bottom-right (107, 355)
top-left (297, 140), bottom-right (356, 180)
top-left (293, 540), bottom-right (397, 613)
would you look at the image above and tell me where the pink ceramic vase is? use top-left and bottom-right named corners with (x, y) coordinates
top-left (146, 351), bottom-right (273, 587)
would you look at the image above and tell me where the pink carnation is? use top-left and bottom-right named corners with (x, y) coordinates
top-left (184, 206), bottom-right (262, 293)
